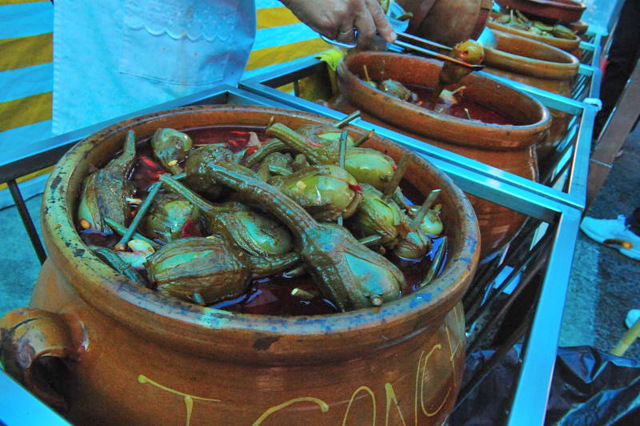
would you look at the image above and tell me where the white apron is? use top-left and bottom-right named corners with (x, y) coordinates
top-left (53, 0), bottom-right (256, 134)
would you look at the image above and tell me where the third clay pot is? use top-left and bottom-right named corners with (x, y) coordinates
top-left (336, 51), bottom-right (551, 259)
top-left (483, 29), bottom-right (580, 163)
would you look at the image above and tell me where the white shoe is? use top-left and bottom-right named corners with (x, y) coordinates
top-left (580, 215), bottom-right (640, 261)
top-left (626, 309), bottom-right (640, 329)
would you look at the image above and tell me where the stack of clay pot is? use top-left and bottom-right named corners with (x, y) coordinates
top-left (482, 29), bottom-right (580, 163)
top-left (397, 0), bottom-right (494, 46)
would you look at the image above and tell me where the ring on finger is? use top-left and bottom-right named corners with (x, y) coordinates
top-left (339, 27), bottom-right (356, 35)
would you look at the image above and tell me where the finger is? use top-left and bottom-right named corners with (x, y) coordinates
top-left (365, 0), bottom-right (396, 43)
top-left (353, 8), bottom-right (377, 47)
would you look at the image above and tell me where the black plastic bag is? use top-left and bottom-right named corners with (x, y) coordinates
top-left (449, 346), bottom-right (640, 425)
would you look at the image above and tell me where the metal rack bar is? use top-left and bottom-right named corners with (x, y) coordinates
top-left (0, 86), bottom-right (280, 184)
top-left (587, 59), bottom-right (640, 208)
top-left (0, 373), bottom-right (70, 426)
top-left (507, 207), bottom-right (582, 426)
top-left (7, 179), bottom-right (47, 264)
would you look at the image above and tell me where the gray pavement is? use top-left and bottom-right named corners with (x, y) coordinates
top-left (559, 125), bottom-right (640, 358)
top-left (0, 129), bottom-right (638, 360)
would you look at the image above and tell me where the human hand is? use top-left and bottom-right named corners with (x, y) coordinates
top-left (281, 0), bottom-right (396, 47)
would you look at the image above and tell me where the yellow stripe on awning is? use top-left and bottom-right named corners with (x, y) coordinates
top-left (0, 92), bottom-right (51, 132)
top-left (0, 166), bottom-right (53, 192)
top-left (0, 0), bottom-right (47, 5)
top-left (256, 7), bottom-right (301, 29)
top-left (0, 33), bottom-right (52, 72)
top-left (246, 38), bottom-right (331, 71)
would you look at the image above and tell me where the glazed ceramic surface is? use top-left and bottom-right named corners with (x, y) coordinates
top-left (0, 106), bottom-right (480, 425)
top-left (487, 12), bottom-right (582, 52)
top-left (397, 0), bottom-right (493, 46)
top-left (336, 52), bottom-right (551, 259)
top-left (495, 0), bottom-right (586, 23)
top-left (483, 29), bottom-right (580, 162)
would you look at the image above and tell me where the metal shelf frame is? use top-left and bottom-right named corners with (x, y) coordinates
top-left (1, 82), bottom-right (587, 426)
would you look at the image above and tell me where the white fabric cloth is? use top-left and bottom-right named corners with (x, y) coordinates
top-left (53, 0), bottom-right (256, 134)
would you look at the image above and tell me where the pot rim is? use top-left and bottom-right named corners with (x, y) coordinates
top-left (484, 29), bottom-right (581, 79)
top-left (487, 13), bottom-right (581, 51)
top-left (43, 105), bottom-right (479, 355)
top-left (337, 51), bottom-right (552, 150)
top-left (494, 0), bottom-right (586, 23)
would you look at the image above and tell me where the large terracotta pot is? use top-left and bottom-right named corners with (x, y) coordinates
top-left (495, 0), bottom-right (586, 23)
top-left (487, 12), bottom-right (582, 52)
top-left (0, 106), bottom-right (480, 425)
top-left (335, 52), bottom-right (551, 259)
top-left (397, 0), bottom-right (493, 46)
top-left (483, 29), bottom-right (580, 162)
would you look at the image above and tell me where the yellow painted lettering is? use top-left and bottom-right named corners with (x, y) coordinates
top-left (253, 397), bottom-right (329, 426)
top-left (414, 345), bottom-right (451, 419)
top-left (343, 386), bottom-right (377, 426)
top-left (385, 383), bottom-right (407, 426)
top-left (138, 374), bottom-right (220, 426)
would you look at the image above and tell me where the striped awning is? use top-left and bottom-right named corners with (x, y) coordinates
top-left (0, 0), bottom-right (330, 150)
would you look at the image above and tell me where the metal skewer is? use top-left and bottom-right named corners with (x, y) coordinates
top-left (319, 33), bottom-right (483, 71)
top-left (396, 32), bottom-right (452, 52)
top-left (392, 39), bottom-right (484, 70)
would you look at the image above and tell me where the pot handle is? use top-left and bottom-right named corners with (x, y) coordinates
top-left (0, 307), bottom-right (81, 412)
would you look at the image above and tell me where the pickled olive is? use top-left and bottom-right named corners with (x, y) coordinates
top-left (158, 175), bottom-right (294, 258)
top-left (266, 123), bottom-right (397, 190)
top-left (183, 143), bottom-right (239, 200)
top-left (435, 40), bottom-right (485, 98)
top-left (416, 204), bottom-right (444, 236)
top-left (392, 227), bottom-right (431, 260)
top-left (344, 148), bottom-right (396, 190)
top-left (347, 184), bottom-right (403, 244)
top-left (142, 192), bottom-right (202, 243)
top-left (256, 152), bottom-right (294, 182)
top-left (216, 208), bottom-right (295, 257)
top-left (270, 165), bottom-right (363, 222)
top-left (78, 130), bottom-right (137, 233)
top-left (552, 24), bottom-right (577, 39)
top-left (151, 128), bottom-right (193, 174)
top-left (201, 161), bottom-right (407, 311)
top-left (146, 236), bottom-right (253, 304)
top-left (491, 10), bottom-right (577, 40)
top-left (379, 79), bottom-right (418, 102)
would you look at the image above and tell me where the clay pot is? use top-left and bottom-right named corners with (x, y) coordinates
top-left (483, 29), bottom-right (580, 162)
top-left (495, 0), bottom-right (586, 23)
top-left (397, 0), bottom-right (493, 46)
top-left (487, 12), bottom-right (582, 52)
top-left (0, 106), bottom-right (480, 425)
top-left (335, 52), bottom-right (551, 259)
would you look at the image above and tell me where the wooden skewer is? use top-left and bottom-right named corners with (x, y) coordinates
top-left (382, 152), bottom-right (414, 201)
top-left (115, 181), bottom-right (162, 251)
top-left (335, 110), bottom-right (361, 128)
